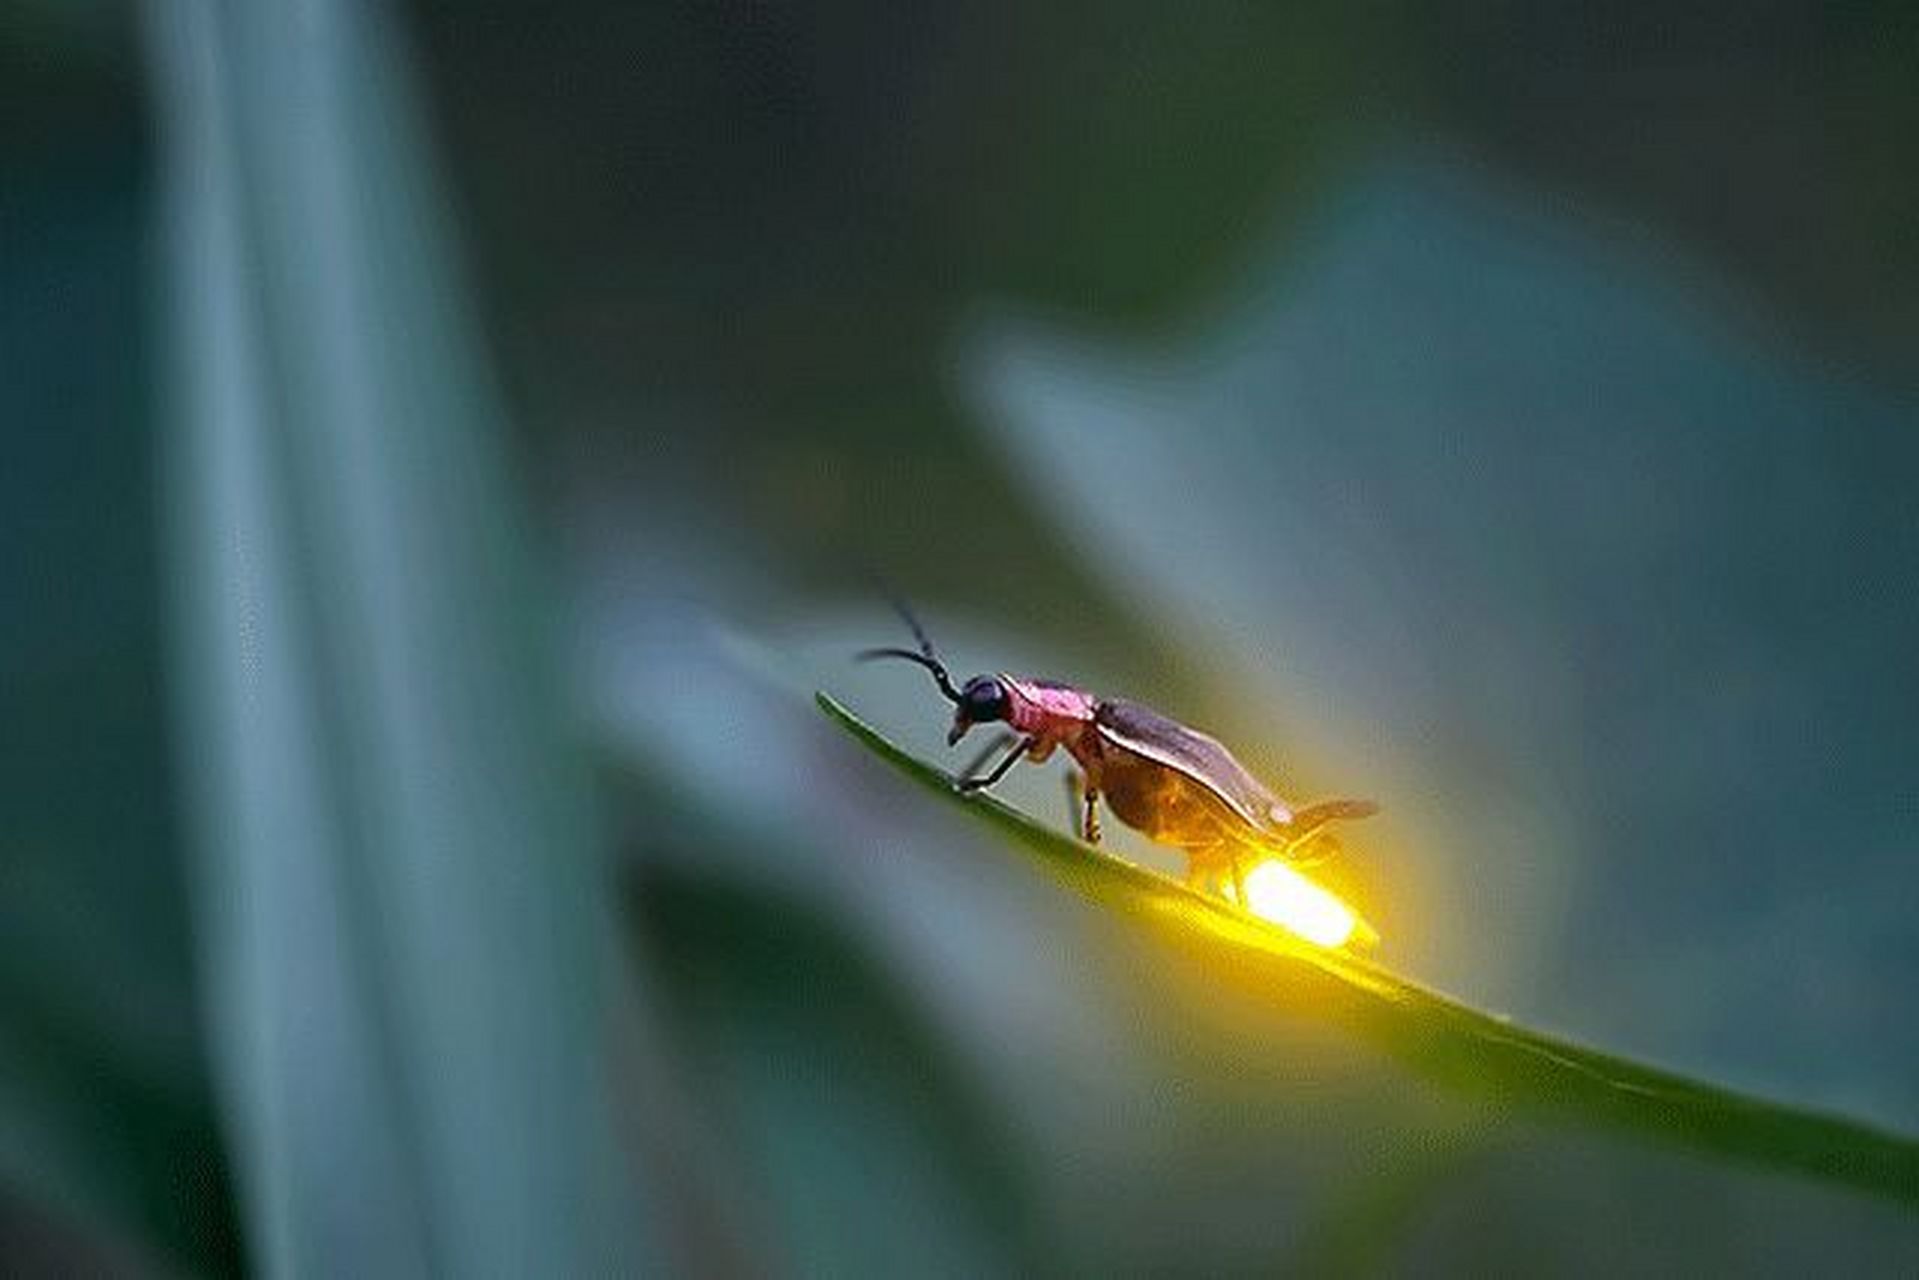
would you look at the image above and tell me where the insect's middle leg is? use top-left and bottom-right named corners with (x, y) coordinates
top-left (1063, 771), bottom-right (1102, 843)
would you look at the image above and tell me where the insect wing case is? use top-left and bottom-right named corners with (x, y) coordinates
top-left (1092, 700), bottom-right (1292, 837)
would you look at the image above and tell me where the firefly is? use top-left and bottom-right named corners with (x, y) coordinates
top-left (861, 606), bottom-right (1378, 907)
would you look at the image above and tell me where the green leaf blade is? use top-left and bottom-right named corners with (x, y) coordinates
top-left (819, 691), bottom-right (1919, 1209)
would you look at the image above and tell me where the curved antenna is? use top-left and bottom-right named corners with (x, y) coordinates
top-left (857, 594), bottom-right (961, 704)
top-left (857, 646), bottom-right (962, 704)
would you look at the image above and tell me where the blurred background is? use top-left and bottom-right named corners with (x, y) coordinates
top-left (5, 0), bottom-right (1919, 1273)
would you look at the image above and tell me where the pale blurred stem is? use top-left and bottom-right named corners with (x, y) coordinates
top-left (143, 0), bottom-right (713, 1270)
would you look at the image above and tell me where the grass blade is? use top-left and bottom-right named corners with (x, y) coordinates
top-left (819, 691), bottom-right (1919, 1209)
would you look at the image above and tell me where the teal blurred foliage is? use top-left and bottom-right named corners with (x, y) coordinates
top-left (0, 6), bottom-right (238, 1270)
top-left (3, 0), bottom-right (1919, 1274)
top-left (148, 0), bottom-right (641, 1274)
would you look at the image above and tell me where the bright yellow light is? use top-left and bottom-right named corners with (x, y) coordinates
top-left (1243, 859), bottom-right (1363, 948)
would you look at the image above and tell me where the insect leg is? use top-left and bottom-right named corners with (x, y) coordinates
top-left (959, 731), bottom-right (1017, 781)
top-left (1282, 798), bottom-right (1376, 865)
top-left (1081, 784), bottom-right (1102, 844)
top-left (1183, 846), bottom-right (1224, 897)
top-left (956, 735), bottom-right (1038, 793)
top-left (1287, 832), bottom-right (1338, 867)
top-left (1284, 823), bottom-right (1349, 867)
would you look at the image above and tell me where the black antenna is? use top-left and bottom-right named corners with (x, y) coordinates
top-left (857, 593), bottom-right (962, 704)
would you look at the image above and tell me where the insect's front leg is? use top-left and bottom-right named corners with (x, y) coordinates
top-left (956, 734), bottom-right (1038, 793)
top-left (959, 731), bottom-right (1017, 782)
top-left (1081, 783), bottom-right (1102, 844)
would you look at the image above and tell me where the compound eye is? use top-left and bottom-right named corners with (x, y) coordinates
top-left (963, 677), bottom-right (1009, 722)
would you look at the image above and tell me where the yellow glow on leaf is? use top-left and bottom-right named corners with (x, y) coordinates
top-left (1243, 859), bottom-right (1370, 949)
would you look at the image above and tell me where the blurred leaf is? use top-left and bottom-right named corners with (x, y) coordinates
top-left (627, 865), bottom-right (1043, 1276)
top-left (148, 0), bottom-right (643, 1272)
top-left (819, 692), bottom-right (1919, 1209)
top-left (0, 88), bottom-right (236, 1272)
top-left (1283, 1119), bottom-right (1502, 1277)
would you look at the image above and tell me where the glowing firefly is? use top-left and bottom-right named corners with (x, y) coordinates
top-left (862, 603), bottom-right (1379, 929)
